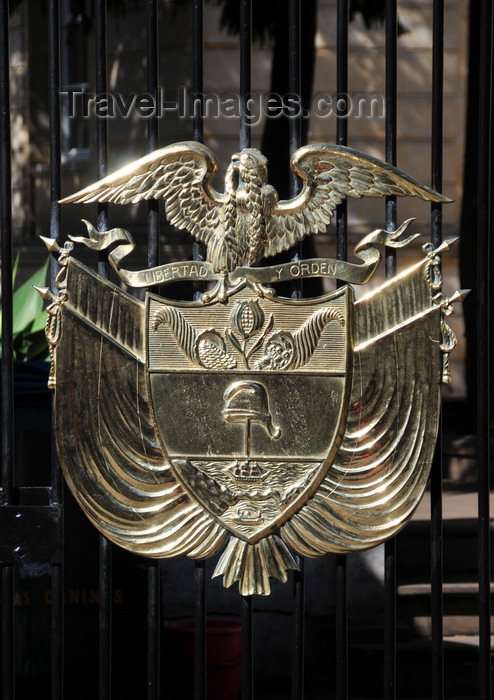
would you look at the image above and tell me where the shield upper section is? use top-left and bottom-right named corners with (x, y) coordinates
top-left (147, 286), bottom-right (352, 543)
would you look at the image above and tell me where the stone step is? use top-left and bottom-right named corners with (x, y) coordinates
top-left (394, 490), bottom-right (494, 637)
top-left (347, 636), bottom-right (491, 698)
top-left (255, 637), bottom-right (488, 699)
top-left (395, 490), bottom-right (494, 583)
top-left (399, 581), bottom-right (494, 595)
top-left (396, 521), bottom-right (493, 583)
top-left (410, 489), bottom-right (494, 522)
top-left (397, 582), bottom-right (494, 636)
top-left (441, 427), bottom-right (494, 484)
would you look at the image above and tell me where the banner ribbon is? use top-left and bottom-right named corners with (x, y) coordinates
top-left (70, 218), bottom-right (418, 289)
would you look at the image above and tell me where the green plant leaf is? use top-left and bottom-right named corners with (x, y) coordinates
top-left (29, 310), bottom-right (47, 335)
top-left (13, 258), bottom-right (49, 335)
top-left (15, 328), bottom-right (50, 362)
top-left (1, 256), bottom-right (51, 362)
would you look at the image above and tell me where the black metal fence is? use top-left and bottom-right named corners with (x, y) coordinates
top-left (1, 1), bottom-right (492, 699)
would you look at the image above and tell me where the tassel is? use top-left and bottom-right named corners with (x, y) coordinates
top-left (213, 534), bottom-right (298, 596)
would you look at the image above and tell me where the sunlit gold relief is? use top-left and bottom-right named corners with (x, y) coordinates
top-left (40, 141), bottom-right (466, 595)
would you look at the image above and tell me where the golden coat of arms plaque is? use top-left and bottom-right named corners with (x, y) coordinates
top-left (39, 142), bottom-right (465, 595)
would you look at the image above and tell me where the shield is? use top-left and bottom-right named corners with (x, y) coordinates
top-left (147, 286), bottom-right (352, 544)
top-left (46, 238), bottom-right (462, 595)
top-left (46, 136), bottom-right (463, 594)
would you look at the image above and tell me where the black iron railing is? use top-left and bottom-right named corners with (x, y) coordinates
top-left (0, 1), bottom-right (492, 699)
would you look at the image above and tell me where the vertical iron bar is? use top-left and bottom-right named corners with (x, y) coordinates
top-left (288, 0), bottom-right (301, 192)
top-left (239, 0), bottom-right (251, 149)
top-left (49, 0), bottom-right (62, 265)
top-left (194, 560), bottom-right (206, 700)
top-left (288, 4), bottom-right (304, 691)
top-left (48, 0), bottom-right (64, 696)
top-left (477, 2), bottom-right (492, 698)
top-left (431, 0), bottom-right (445, 224)
top-left (95, 0), bottom-right (109, 275)
top-left (336, 0), bottom-right (348, 147)
top-left (147, 0), bottom-right (159, 268)
top-left (50, 409), bottom-right (64, 694)
top-left (430, 2), bottom-right (445, 699)
top-left (147, 0), bottom-right (158, 145)
top-left (95, 0), bottom-right (108, 182)
top-left (385, 0), bottom-right (397, 279)
top-left (335, 4), bottom-right (349, 691)
top-left (191, 0), bottom-right (206, 579)
top-left (335, 5), bottom-right (349, 699)
top-left (146, 5), bottom-right (161, 698)
top-left (1, 2), bottom-right (15, 698)
top-left (192, 0), bottom-right (205, 276)
top-left (240, 5), bottom-right (253, 696)
top-left (94, 2), bottom-right (112, 698)
top-left (336, 0), bottom-right (348, 265)
top-left (2, 566), bottom-right (14, 700)
top-left (430, 441), bottom-right (443, 700)
top-left (335, 556), bottom-right (348, 700)
top-left (147, 561), bottom-right (161, 700)
top-left (192, 3), bottom-right (206, 691)
top-left (241, 595), bottom-right (253, 700)
top-left (291, 558), bottom-right (305, 700)
top-left (384, 4), bottom-right (397, 698)
top-left (192, 0), bottom-right (203, 144)
top-left (147, 0), bottom-right (161, 688)
top-left (383, 539), bottom-right (396, 700)
top-left (99, 538), bottom-right (112, 700)
top-left (51, 558), bottom-right (64, 700)
top-left (288, 0), bottom-right (303, 301)
top-left (1, 0), bottom-right (14, 507)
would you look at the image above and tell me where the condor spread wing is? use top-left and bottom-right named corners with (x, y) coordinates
top-left (54, 258), bottom-right (227, 559)
top-left (60, 141), bottom-right (225, 248)
top-left (264, 143), bottom-right (451, 258)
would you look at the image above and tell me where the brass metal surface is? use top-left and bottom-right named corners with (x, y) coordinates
top-left (44, 141), bottom-right (465, 595)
